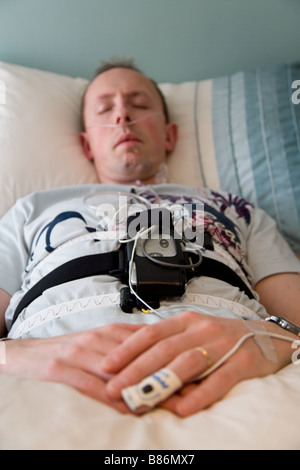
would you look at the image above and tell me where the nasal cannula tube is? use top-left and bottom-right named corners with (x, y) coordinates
top-left (86, 112), bottom-right (164, 129)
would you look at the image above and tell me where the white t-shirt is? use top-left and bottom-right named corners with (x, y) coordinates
top-left (1, 184), bottom-right (299, 339)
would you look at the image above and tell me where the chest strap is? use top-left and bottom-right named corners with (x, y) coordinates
top-left (11, 250), bottom-right (254, 327)
top-left (190, 255), bottom-right (254, 299)
top-left (11, 250), bottom-right (125, 327)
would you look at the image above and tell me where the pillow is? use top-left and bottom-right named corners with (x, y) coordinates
top-left (0, 61), bottom-right (99, 217)
top-left (162, 63), bottom-right (300, 253)
top-left (210, 63), bottom-right (300, 254)
top-left (0, 60), bottom-right (299, 253)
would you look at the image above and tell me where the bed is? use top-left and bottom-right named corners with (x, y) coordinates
top-left (0, 59), bottom-right (300, 450)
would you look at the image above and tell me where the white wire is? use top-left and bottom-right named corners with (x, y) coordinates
top-left (112, 202), bottom-right (148, 228)
top-left (141, 237), bottom-right (202, 269)
top-left (127, 227), bottom-right (164, 316)
top-left (119, 225), bottom-right (165, 316)
top-left (86, 112), bottom-right (164, 129)
top-left (83, 190), bottom-right (151, 212)
top-left (134, 186), bottom-right (162, 204)
top-left (119, 225), bottom-right (156, 244)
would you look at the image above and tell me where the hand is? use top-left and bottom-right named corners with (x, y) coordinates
top-left (0, 323), bottom-right (142, 413)
top-left (101, 311), bottom-right (294, 416)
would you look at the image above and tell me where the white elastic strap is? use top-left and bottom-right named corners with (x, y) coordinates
top-left (9, 292), bottom-right (121, 339)
top-left (10, 291), bottom-right (262, 339)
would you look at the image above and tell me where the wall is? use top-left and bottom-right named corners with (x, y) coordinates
top-left (0, 0), bottom-right (300, 82)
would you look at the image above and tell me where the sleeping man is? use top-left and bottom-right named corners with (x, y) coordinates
top-left (0, 60), bottom-right (300, 416)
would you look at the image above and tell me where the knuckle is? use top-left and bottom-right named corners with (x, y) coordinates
top-left (101, 324), bottom-right (116, 335)
top-left (180, 310), bottom-right (198, 322)
top-left (42, 358), bottom-right (64, 380)
top-left (63, 344), bottom-right (84, 360)
top-left (181, 348), bottom-right (202, 367)
top-left (142, 324), bottom-right (162, 344)
top-left (200, 318), bottom-right (222, 336)
top-left (80, 330), bottom-right (100, 345)
top-left (156, 339), bottom-right (177, 360)
top-left (202, 316), bottom-right (215, 329)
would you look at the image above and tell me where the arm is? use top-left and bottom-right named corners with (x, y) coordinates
top-left (254, 272), bottom-right (300, 324)
top-left (1, 281), bottom-right (142, 412)
top-left (101, 272), bottom-right (300, 416)
top-left (0, 321), bottom-right (143, 412)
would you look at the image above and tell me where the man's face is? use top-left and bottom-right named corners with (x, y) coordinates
top-left (81, 68), bottom-right (177, 184)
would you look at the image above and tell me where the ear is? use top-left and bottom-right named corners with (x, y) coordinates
top-left (80, 132), bottom-right (94, 161)
top-left (165, 122), bottom-right (178, 153)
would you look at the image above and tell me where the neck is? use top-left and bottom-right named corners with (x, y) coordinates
top-left (99, 175), bottom-right (159, 186)
top-left (98, 164), bottom-right (168, 187)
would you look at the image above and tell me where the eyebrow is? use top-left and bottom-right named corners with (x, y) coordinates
top-left (96, 91), bottom-right (151, 101)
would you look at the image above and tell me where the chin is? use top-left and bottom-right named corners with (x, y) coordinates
top-left (117, 152), bottom-right (166, 184)
top-left (121, 154), bottom-right (152, 176)
top-left (122, 151), bottom-right (144, 165)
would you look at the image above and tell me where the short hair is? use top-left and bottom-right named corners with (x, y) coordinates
top-left (81, 58), bottom-right (169, 130)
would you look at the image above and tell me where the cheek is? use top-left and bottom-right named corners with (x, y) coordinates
top-left (144, 123), bottom-right (167, 150)
top-left (88, 131), bottom-right (111, 155)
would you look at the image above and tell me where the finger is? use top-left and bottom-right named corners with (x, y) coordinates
top-left (118, 346), bottom-right (219, 414)
top-left (98, 322), bottom-right (144, 339)
top-left (102, 310), bottom-right (228, 375)
top-left (169, 361), bottom-right (243, 417)
top-left (105, 331), bottom-right (218, 399)
top-left (101, 315), bottom-right (188, 373)
top-left (43, 360), bottom-right (130, 414)
top-left (158, 383), bottom-right (198, 412)
top-left (76, 324), bottom-right (141, 355)
top-left (167, 346), bottom-right (215, 383)
top-left (105, 331), bottom-right (202, 397)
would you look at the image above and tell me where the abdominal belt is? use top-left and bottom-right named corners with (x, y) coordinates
top-left (11, 244), bottom-right (255, 327)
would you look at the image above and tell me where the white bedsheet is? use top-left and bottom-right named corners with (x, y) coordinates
top-left (1, 362), bottom-right (299, 450)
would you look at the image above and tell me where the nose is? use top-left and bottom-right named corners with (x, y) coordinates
top-left (115, 103), bottom-right (131, 126)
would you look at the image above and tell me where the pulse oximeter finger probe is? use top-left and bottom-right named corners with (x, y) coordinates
top-left (121, 368), bottom-right (182, 413)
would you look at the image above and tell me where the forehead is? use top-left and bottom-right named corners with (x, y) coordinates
top-left (85, 68), bottom-right (161, 104)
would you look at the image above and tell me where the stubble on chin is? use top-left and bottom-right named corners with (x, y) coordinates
top-left (119, 149), bottom-right (153, 174)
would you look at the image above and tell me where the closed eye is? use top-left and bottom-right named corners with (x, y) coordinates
top-left (97, 107), bottom-right (112, 115)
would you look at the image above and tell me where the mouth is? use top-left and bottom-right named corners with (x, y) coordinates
top-left (114, 133), bottom-right (142, 148)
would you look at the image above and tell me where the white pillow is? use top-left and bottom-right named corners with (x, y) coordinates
top-left (160, 80), bottom-right (219, 190)
top-left (0, 61), bottom-right (99, 217)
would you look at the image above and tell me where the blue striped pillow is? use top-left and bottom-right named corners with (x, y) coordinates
top-left (212, 63), bottom-right (300, 253)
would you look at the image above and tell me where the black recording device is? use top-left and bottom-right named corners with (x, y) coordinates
top-left (120, 207), bottom-right (197, 312)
